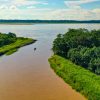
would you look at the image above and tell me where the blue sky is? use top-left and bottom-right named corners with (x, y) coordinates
top-left (0, 0), bottom-right (100, 20)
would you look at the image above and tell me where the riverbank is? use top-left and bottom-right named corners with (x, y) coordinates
top-left (0, 38), bottom-right (36, 56)
top-left (49, 55), bottom-right (100, 100)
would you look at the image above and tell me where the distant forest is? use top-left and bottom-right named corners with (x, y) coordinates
top-left (0, 20), bottom-right (100, 24)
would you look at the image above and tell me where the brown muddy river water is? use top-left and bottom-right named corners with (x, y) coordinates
top-left (0, 24), bottom-right (100, 100)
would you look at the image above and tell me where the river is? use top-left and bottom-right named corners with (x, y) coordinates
top-left (0, 24), bottom-right (100, 100)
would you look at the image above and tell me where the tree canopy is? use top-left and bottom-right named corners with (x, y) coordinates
top-left (53, 28), bottom-right (100, 75)
top-left (0, 32), bottom-right (17, 47)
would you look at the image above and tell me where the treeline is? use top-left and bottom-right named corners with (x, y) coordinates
top-left (0, 20), bottom-right (100, 23)
top-left (53, 29), bottom-right (100, 75)
top-left (0, 32), bottom-right (17, 47)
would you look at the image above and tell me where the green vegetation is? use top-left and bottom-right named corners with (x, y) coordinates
top-left (52, 29), bottom-right (100, 75)
top-left (0, 32), bottom-right (36, 56)
top-left (0, 32), bottom-right (17, 47)
top-left (49, 29), bottom-right (100, 99)
top-left (6, 48), bottom-right (18, 55)
top-left (49, 55), bottom-right (100, 100)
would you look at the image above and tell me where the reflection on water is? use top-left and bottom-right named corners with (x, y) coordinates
top-left (0, 24), bottom-right (99, 100)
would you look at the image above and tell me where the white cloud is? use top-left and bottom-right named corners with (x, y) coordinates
top-left (0, 0), bottom-right (48, 10)
top-left (9, 5), bottom-right (18, 10)
top-left (0, 0), bottom-right (99, 20)
top-left (11, 0), bottom-right (41, 6)
top-left (0, 7), bottom-right (100, 20)
top-left (0, 5), bottom-right (8, 9)
top-left (0, 4), bottom-right (18, 10)
top-left (41, 8), bottom-right (100, 20)
top-left (64, 0), bottom-right (99, 8)
top-left (0, 0), bottom-right (48, 7)
top-left (26, 6), bottom-right (36, 9)
top-left (92, 8), bottom-right (100, 13)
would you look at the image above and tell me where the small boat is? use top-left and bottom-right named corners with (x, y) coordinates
top-left (34, 48), bottom-right (36, 51)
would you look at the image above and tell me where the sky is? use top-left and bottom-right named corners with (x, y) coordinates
top-left (0, 0), bottom-right (100, 20)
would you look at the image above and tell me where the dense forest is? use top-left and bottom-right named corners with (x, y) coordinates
top-left (0, 32), bottom-right (17, 47)
top-left (0, 20), bottom-right (100, 24)
top-left (52, 29), bottom-right (100, 75)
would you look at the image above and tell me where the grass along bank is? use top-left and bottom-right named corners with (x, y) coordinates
top-left (49, 55), bottom-right (100, 100)
top-left (0, 38), bottom-right (36, 56)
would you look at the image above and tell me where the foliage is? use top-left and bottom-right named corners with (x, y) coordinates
top-left (49, 55), bottom-right (100, 100)
top-left (0, 32), bottom-right (36, 56)
top-left (52, 29), bottom-right (100, 74)
top-left (0, 32), bottom-right (17, 47)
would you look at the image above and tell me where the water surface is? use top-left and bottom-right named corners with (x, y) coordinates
top-left (0, 24), bottom-right (99, 100)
